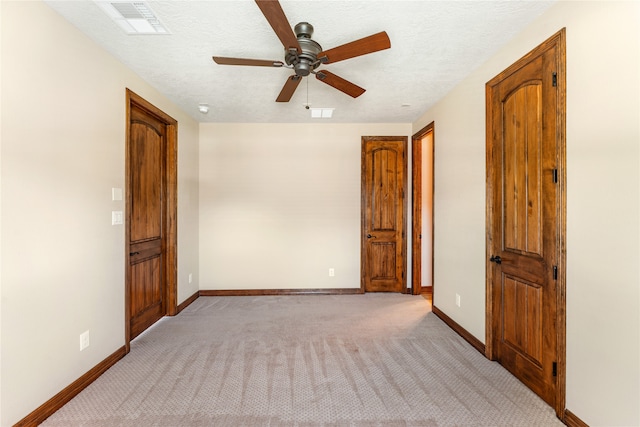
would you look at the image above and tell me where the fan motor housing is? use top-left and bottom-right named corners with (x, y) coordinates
top-left (285, 22), bottom-right (322, 77)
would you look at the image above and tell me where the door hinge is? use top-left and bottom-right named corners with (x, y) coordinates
top-left (552, 361), bottom-right (557, 377)
top-left (552, 72), bottom-right (557, 87)
top-left (553, 168), bottom-right (558, 183)
top-left (553, 266), bottom-right (558, 280)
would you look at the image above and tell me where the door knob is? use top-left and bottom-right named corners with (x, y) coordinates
top-left (367, 234), bottom-right (376, 239)
top-left (489, 255), bottom-right (502, 264)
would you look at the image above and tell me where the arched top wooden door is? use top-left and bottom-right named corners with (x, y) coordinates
top-left (486, 29), bottom-right (566, 415)
top-left (361, 136), bottom-right (407, 293)
top-left (125, 89), bottom-right (178, 348)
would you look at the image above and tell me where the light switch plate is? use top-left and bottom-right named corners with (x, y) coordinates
top-left (80, 330), bottom-right (90, 351)
top-left (112, 211), bottom-right (123, 225)
top-left (112, 187), bottom-right (123, 201)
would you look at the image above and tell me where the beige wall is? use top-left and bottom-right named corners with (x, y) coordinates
top-left (413, 1), bottom-right (640, 425)
top-left (0, 2), bottom-right (199, 425)
top-left (199, 123), bottom-right (411, 291)
top-left (2, 1), bottom-right (638, 426)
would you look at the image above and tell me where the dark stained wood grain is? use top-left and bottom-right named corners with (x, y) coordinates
top-left (361, 136), bottom-right (407, 293)
top-left (319, 31), bottom-right (390, 64)
top-left (485, 29), bottom-right (566, 415)
top-left (200, 288), bottom-right (364, 296)
top-left (14, 347), bottom-right (126, 427)
top-left (177, 291), bottom-right (200, 314)
top-left (432, 305), bottom-right (485, 355)
top-left (125, 89), bottom-right (178, 347)
top-left (564, 409), bottom-right (590, 427)
top-left (254, 0), bottom-right (300, 52)
top-left (411, 133), bottom-right (422, 295)
top-left (411, 122), bottom-right (435, 296)
top-left (276, 75), bottom-right (302, 102)
top-left (129, 115), bottom-right (162, 242)
top-left (315, 70), bottom-right (365, 98)
top-left (213, 56), bottom-right (283, 67)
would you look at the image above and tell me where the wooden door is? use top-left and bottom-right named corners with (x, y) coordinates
top-left (486, 30), bottom-right (565, 414)
top-left (126, 90), bottom-right (178, 345)
top-left (361, 136), bottom-right (407, 292)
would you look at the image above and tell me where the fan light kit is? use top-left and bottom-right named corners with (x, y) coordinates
top-left (212, 0), bottom-right (391, 103)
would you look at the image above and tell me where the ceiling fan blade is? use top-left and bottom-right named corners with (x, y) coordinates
top-left (212, 56), bottom-right (284, 67)
top-left (276, 75), bottom-right (302, 102)
top-left (315, 70), bottom-right (365, 98)
top-left (319, 31), bottom-right (391, 64)
top-left (255, 0), bottom-right (301, 53)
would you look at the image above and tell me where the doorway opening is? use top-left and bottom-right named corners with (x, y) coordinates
top-left (411, 123), bottom-right (434, 298)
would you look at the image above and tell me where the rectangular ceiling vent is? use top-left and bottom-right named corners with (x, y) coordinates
top-left (310, 108), bottom-right (334, 119)
top-left (96, 1), bottom-right (170, 35)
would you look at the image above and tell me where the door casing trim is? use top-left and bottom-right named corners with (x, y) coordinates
top-left (411, 122), bottom-right (435, 296)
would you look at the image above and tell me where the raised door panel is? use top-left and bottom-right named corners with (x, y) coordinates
top-left (130, 121), bottom-right (162, 243)
top-left (502, 276), bottom-right (542, 364)
top-left (503, 84), bottom-right (543, 256)
top-left (131, 255), bottom-right (162, 318)
top-left (371, 148), bottom-right (398, 231)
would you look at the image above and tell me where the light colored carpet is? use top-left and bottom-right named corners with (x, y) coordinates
top-left (42, 294), bottom-right (564, 426)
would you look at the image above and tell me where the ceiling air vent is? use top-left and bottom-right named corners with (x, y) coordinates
top-left (96, 1), bottom-right (170, 34)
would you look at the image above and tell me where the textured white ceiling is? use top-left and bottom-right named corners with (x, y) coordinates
top-left (44, 0), bottom-right (555, 123)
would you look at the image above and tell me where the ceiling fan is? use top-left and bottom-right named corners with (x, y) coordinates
top-left (212, 0), bottom-right (391, 102)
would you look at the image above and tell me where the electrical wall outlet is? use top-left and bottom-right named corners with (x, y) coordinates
top-left (455, 294), bottom-right (461, 307)
top-left (329, 268), bottom-right (335, 277)
top-left (80, 330), bottom-right (90, 351)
